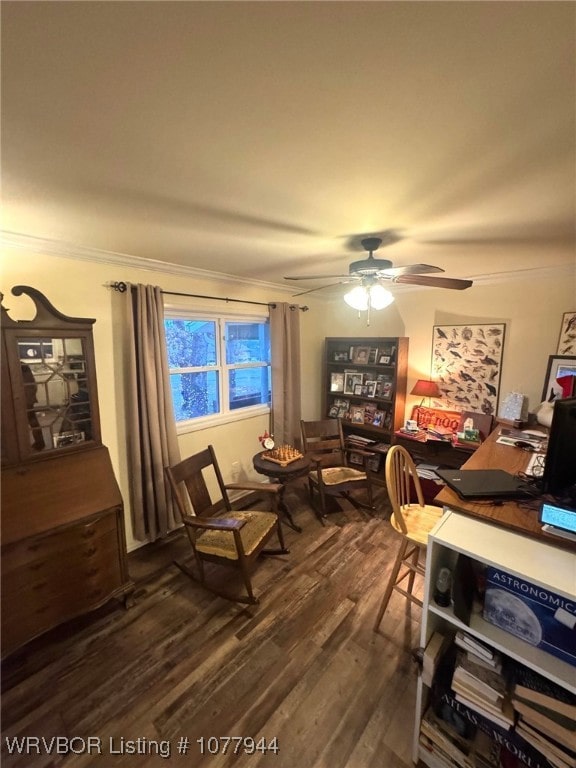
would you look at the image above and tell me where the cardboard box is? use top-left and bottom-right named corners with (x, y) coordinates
top-left (483, 567), bottom-right (576, 668)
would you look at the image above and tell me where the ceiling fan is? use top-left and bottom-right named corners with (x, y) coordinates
top-left (284, 236), bottom-right (473, 297)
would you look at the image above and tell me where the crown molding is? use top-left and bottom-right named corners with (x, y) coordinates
top-left (1, 230), bottom-right (573, 296)
top-left (0, 230), bottom-right (294, 295)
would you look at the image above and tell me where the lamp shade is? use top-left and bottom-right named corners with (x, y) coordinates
top-left (410, 379), bottom-right (441, 399)
top-left (343, 284), bottom-right (394, 311)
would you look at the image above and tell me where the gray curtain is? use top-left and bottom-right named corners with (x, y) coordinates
top-left (270, 302), bottom-right (302, 447)
top-left (125, 284), bottom-right (180, 541)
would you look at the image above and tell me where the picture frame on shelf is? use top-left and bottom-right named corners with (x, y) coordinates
top-left (372, 410), bottom-right (385, 427)
top-left (344, 372), bottom-right (363, 395)
top-left (368, 348), bottom-right (379, 364)
top-left (350, 405), bottom-right (365, 424)
top-left (542, 354), bottom-right (576, 401)
top-left (328, 403), bottom-right (340, 418)
top-left (364, 403), bottom-right (377, 424)
top-left (556, 312), bottom-right (576, 356)
top-left (378, 354), bottom-right (391, 365)
top-left (333, 397), bottom-right (350, 418)
top-left (366, 380), bottom-right (377, 398)
top-left (352, 346), bottom-right (370, 364)
top-left (330, 372), bottom-right (345, 392)
top-left (354, 384), bottom-right (364, 396)
top-left (333, 350), bottom-right (349, 362)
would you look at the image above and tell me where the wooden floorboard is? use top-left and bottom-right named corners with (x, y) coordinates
top-left (2, 481), bottom-right (426, 768)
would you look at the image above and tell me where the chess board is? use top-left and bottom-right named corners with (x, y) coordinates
top-left (262, 447), bottom-right (303, 467)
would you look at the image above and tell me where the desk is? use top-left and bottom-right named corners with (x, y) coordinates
top-left (393, 432), bottom-right (475, 469)
top-left (252, 452), bottom-right (310, 533)
top-left (434, 425), bottom-right (576, 551)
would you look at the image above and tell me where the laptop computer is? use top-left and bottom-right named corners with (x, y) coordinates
top-left (436, 468), bottom-right (537, 500)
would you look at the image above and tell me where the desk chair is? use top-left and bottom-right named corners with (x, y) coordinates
top-left (165, 446), bottom-right (289, 605)
top-left (300, 418), bottom-right (374, 523)
top-left (374, 444), bottom-right (443, 630)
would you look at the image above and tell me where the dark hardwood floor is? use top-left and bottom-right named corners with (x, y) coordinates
top-left (1, 481), bottom-right (425, 768)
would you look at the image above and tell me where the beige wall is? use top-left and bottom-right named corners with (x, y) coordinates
top-left (2, 245), bottom-right (574, 549)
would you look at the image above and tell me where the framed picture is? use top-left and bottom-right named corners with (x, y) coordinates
top-left (542, 355), bottom-right (576, 402)
top-left (378, 354), bottom-right (391, 365)
top-left (344, 372), bottom-right (363, 395)
top-left (368, 348), bottom-right (378, 364)
top-left (350, 405), bottom-right (365, 424)
top-left (330, 372), bottom-right (345, 392)
top-left (333, 351), bottom-right (349, 362)
top-left (352, 346), bottom-right (370, 364)
top-left (372, 409), bottom-right (385, 427)
top-left (431, 323), bottom-right (506, 416)
top-left (365, 380), bottom-right (377, 398)
top-left (354, 383), bottom-right (364, 396)
top-left (557, 312), bottom-right (576, 356)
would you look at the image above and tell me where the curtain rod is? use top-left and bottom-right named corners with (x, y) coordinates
top-left (108, 281), bottom-right (308, 311)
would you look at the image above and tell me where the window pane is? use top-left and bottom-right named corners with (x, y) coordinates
top-left (225, 322), bottom-right (269, 365)
top-left (165, 319), bottom-right (217, 368)
top-left (170, 371), bottom-right (219, 420)
top-left (229, 366), bottom-right (270, 410)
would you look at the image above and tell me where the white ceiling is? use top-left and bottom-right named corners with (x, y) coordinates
top-left (2, 1), bottom-right (575, 293)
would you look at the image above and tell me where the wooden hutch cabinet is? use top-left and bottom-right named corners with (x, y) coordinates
top-left (1, 286), bottom-right (133, 657)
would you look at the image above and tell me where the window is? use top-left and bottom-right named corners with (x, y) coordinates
top-left (164, 313), bottom-right (271, 427)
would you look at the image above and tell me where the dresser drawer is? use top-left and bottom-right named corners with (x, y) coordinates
top-left (1, 512), bottom-right (119, 573)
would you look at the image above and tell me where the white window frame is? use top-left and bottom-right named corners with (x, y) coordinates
top-left (164, 307), bottom-right (271, 434)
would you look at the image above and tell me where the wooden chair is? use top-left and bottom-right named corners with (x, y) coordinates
top-left (165, 445), bottom-right (289, 605)
top-left (374, 444), bottom-right (444, 631)
top-left (300, 418), bottom-right (374, 523)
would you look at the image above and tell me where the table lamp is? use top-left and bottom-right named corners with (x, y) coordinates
top-left (410, 379), bottom-right (441, 407)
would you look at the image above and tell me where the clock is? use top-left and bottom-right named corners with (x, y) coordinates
top-left (263, 437), bottom-right (275, 450)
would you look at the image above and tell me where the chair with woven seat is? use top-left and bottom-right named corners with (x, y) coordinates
top-left (300, 418), bottom-right (374, 523)
top-left (374, 444), bottom-right (444, 631)
top-left (165, 445), bottom-right (289, 604)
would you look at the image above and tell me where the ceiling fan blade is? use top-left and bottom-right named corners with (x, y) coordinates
top-left (378, 263), bottom-right (445, 277)
top-left (292, 280), bottom-right (354, 297)
top-left (393, 274), bottom-right (473, 290)
top-left (284, 274), bottom-right (352, 281)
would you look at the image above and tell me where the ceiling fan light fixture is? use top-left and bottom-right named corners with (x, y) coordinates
top-left (343, 285), bottom-right (369, 311)
top-left (369, 283), bottom-right (394, 310)
top-left (343, 283), bottom-right (394, 312)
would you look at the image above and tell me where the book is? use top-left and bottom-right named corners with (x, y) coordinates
top-left (454, 631), bottom-right (495, 661)
top-left (510, 665), bottom-right (576, 721)
top-left (453, 651), bottom-right (507, 702)
top-left (514, 700), bottom-right (576, 751)
top-left (453, 692), bottom-right (515, 730)
top-left (516, 721), bottom-right (576, 768)
top-left (512, 697), bottom-right (576, 731)
top-left (423, 631), bottom-right (452, 686)
top-left (517, 720), bottom-right (576, 767)
top-left (420, 708), bottom-right (474, 768)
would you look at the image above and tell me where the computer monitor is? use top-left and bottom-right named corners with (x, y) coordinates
top-left (542, 396), bottom-right (576, 500)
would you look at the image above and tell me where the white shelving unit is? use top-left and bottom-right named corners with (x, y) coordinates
top-left (414, 510), bottom-right (576, 766)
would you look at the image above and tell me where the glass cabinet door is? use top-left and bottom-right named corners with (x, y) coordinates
top-left (16, 334), bottom-right (96, 455)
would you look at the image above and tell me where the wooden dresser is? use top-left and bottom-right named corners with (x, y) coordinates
top-left (1, 286), bottom-right (133, 657)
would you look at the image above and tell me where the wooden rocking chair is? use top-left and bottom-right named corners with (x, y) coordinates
top-left (165, 445), bottom-right (289, 604)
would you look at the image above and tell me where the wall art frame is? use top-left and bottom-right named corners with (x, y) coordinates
top-left (556, 311), bottom-right (576, 356)
top-left (431, 323), bottom-right (506, 416)
top-left (542, 355), bottom-right (576, 401)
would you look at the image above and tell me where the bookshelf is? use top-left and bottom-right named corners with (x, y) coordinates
top-left (415, 510), bottom-right (576, 767)
top-left (323, 337), bottom-right (408, 467)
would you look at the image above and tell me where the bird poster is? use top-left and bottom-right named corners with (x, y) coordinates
top-left (557, 311), bottom-right (576, 356)
top-left (431, 324), bottom-right (505, 416)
